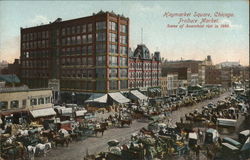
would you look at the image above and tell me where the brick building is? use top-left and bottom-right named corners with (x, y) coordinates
top-left (128, 44), bottom-right (161, 96)
top-left (20, 11), bottom-right (129, 100)
top-left (205, 66), bottom-right (221, 85)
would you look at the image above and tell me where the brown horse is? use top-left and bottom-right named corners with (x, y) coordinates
top-left (120, 119), bottom-right (132, 127)
top-left (54, 136), bottom-right (70, 147)
top-left (94, 127), bottom-right (106, 136)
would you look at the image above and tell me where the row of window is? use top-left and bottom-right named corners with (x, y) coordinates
top-left (22, 70), bottom-right (49, 78)
top-left (22, 60), bottom-right (49, 68)
top-left (61, 57), bottom-right (93, 66)
top-left (60, 79), bottom-right (128, 91)
top-left (22, 31), bottom-right (49, 41)
top-left (30, 97), bottom-right (51, 106)
top-left (60, 68), bottom-right (128, 79)
top-left (22, 40), bottom-right (49, 50)
top-left (129, 72), bottom-right (160, 79)
top-left (61, 34), bottom-right (92, 45)
top-left (130, 62), bottom-right (160, 70)
top-left (129, 80), bottom-right (159, 88)
top-left (22, 50), bottom-right (50, 58)
top-left (62, 23), bottom-right (93, 36)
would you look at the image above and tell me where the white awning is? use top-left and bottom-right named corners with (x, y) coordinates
top-left (75, 110), bottom-right (87, 117)
top-left (61, 108), bottom-right (73, 114)
top-left (130, 90), bottom-right (148, 100)
top-left (108, 92), bottom-right (130, 104)
top-left (30, 108), bottom-right (56, 118)
top-left (85, 93), bottom-right (107, 103)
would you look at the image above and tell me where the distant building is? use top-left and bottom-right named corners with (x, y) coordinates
top-left (217, 61), bottom-right (241, 68)
top-left (1, 59), bottom-right (21, 78)
top-left (205, 66), bottom-right (221, 85)
top-left (166, 73), bottom-right (178, 95)
top-left (160, 76), bottom-right (168, 97)
top-left (128, 44), bottom-right (161, 97)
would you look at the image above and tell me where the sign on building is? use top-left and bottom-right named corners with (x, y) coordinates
top-left (48, 79), bottom-right (60, 91)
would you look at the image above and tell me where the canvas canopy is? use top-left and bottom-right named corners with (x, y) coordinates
top-left (75, 110), bottom-right (87, 117)
top-left (108, 92), bottom-right (130, 104)
top-left (30, 108), bottom-right (56, 118)
top-left (130, 90), bottom-right (148, 100)
top-left (85, 93), bottom-right (107, 103)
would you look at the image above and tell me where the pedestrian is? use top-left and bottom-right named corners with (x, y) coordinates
top-left (195, 144), bottom-right (200, 160)
top-left (180, 117), bottom-right (183, 124)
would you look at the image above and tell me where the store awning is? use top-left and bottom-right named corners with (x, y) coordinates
top-left (85, 93), bottom-right (107, 103)
top-left (30, 108), bottom-right (56, 118)
top-left (241, 137), bottom-right (250, 151)
top-left (108, 92), bottom-right (130, 104)
top-left (130, 90), bottom-right (148, 100)
top-left (75, 110), bottom-right (87, 117)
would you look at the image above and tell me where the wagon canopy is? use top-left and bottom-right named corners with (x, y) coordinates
top-left (30, 107), bottom-right (56, 118)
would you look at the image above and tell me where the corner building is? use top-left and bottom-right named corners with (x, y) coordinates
top-left (20, 11), bottom-right (129, 95)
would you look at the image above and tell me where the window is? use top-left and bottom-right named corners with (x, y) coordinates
top-left (96, 32), bottom-right (106, 41)
top-left (120, 35), bottom-right (127, 44)
top-left (96, 21), bottom-right (106, 30)
top-left (120, 57), bottom-right (127, 66)
top-left (109, 68), bottom-right (118, 78)
top-left (88, 45), bottom-right (92, 54)
top-left (120, 80), bottom-right (128, 89)
top-left (109, 33), bottom-right (117, 43)
top-left (109, 21), bottom-right (117, 31)
top-left (22, 100), bottom-right (26, 108)
top-left (88, 69), bottom-right (94, 78)
top-left (72, 26), bottom-right (76, 34)
top-left (82, 46), bottom-right (87, 55)
top-left (87, 34), bottom-right (92, 43)
top-left (96, 68), bottom-right (106, 78)
top-left (67, 27), bottom-right (71, 35)
top-left (82, 35), bottom-right (87, 44)
top-left (30, 98), bottom-right (37, 106)
top-left (109, 80), bottom-right (118, 90)
top-left (88, 57), bottom-right (93, 65)
top-left (88, 23), bottom-right (92, 32)
top-left (0, 101), bottom-right (8, 110)
top-left (96, 43), bottom-right (106, 54)
top-left (82, 69), bottom-right (87, 77)
top-left (38, 98), bottom-right (44, 105)
top-left (77, 35), bottom-right (81, 44)
top-left (45, 97), bottom-right (50, 103)
top-left (109, 56), bottom-right (118, 66)
top-left (82, 24), bottom-right (86, 33)
top-left (10, 100), bottom-right (19, 108)
top-left (96, 80), bottom-right (106, 91)
top-left (76, 25), bottom-right (81, 34)
top-left (109, 44), bottom-right (117, 54)
top-left (120, 69), bottom-right (128, 78)
top-left (120, 24), bottom-right (127, 33)
top-left (82, 57), bottom-right (86, 65)
top-left (96, 56), bottom-right (106, 66)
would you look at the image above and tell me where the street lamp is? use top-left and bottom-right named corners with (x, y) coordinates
top-left (72, 92), bottom-right (75, 104)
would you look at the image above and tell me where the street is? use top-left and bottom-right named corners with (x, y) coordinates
top-left (37, 92), bottom-right (231, 160)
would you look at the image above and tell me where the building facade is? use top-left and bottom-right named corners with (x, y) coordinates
top-left (0, 86), bottom-right (54, 123)
top-left (20, 11), bottom-right (129, 95)
top-left (128, 44), bottom-right (161, 96)
top-left (205, 66), bottom-right (222, 85)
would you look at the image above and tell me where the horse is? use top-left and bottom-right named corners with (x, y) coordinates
top-left (94, 127), bottom-right (106, 136)
top-left (35, 143), bottom-right (52, 156)
top-left (120, 119), bottom-right (132, 127)
top-left (54, 136), bottom-right (70, 147)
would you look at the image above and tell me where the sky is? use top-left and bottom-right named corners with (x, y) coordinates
top-left (0, 0), bottom-right (249, 66)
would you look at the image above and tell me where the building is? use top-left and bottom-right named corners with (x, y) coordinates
top-left (205, 66), bottom-right (222, 85)
top-left (0, 86), bottom-right (55, 124)
top-left (160, 76), bottom-right (168, 97)
top-left (128, 44), bottom-right (161, 97)
top-left (163, 60), bottom-right (202, 74)
top-left (221, 67), bottom-right (232, 88)
top-left (20, 11), bottom-right (129, 103)
top-left (166, 73), bottom-right (178, 95)
top-left (1, 59), bottom-right (21, 78)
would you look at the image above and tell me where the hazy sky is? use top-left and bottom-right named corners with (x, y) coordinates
top-left (0, 1), bottom-right (249, 65)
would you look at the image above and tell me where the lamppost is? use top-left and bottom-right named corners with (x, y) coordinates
top-left (72, 92), bottom-right (75, 104)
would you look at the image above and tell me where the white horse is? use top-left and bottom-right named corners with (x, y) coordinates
top-left (18, 129), bottom-right (29, 136)
top-left (35, 142), bottom-right (52, 156)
